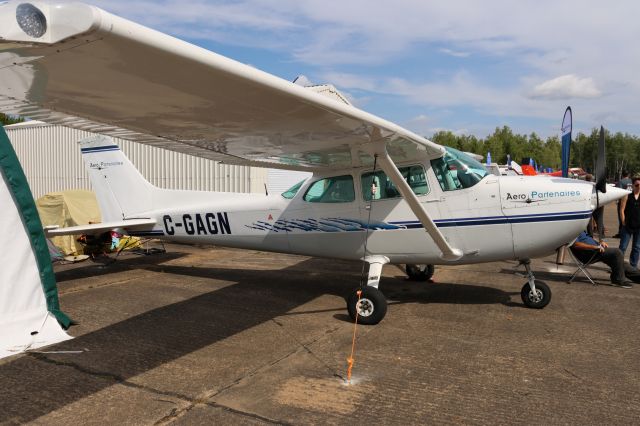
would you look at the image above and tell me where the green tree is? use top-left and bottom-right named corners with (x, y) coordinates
top-left (430, 125), bottom-right (564, 170)
top-left (0, 113), bottom-right (23, 126)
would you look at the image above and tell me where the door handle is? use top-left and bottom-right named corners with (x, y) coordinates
top-left (424, 197), bottom-right (442, 203)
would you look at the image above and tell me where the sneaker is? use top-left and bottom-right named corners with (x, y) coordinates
top-left (612, 279), bottom-right (633, 289)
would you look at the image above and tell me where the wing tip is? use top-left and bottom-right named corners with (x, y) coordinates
top-left (0, 1), bottom-right (102, 45)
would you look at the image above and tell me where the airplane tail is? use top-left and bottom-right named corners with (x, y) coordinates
top-left (80, 135), bottom-right (154, 222)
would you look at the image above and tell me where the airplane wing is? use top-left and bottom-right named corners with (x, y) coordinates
top-left (0, 1), bottom-right (461, 260)
top-left (0, 1), bottom-right (444, 172)
top-left (45, 218), bottom-right (156, 237)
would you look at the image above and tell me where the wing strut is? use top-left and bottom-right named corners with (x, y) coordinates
top-left (369, 142), bottom-right (463, 261)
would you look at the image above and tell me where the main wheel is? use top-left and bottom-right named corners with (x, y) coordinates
top-left (346, 287), bottom-right (388, 325)
top-left (521, 280), bottom-right (551, 309)
top-left (405, 264), bottom-right (435, 281)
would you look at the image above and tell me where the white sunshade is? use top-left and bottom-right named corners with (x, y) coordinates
top-left (0, 129), bottom-right (71, 359)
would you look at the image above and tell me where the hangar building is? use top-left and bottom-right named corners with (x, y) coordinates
top-left (5, 121), bottom-right (310, 198)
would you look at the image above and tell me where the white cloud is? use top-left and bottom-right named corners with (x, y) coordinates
top-left (405, 116), bottom-right (470, 138)
top-left (93, 1), bottom-right (299, 31)
top-left (87, 1), bottom-right (640, 136)
top-left (324, 71), bottom-right (521, 112)
top-left (429, 127), bottom-right (469, 136)
top-left (529, 75), bottom-right (602, 100)
top-left (409, 114), bottom-right (429, 123)
top-left (321, 72), bottom-right (379, 92)
top-left (439, 48), bottom-right (470, 58)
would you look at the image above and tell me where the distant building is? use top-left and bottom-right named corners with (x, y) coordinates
top-left (4, 121), bottom-right (309, 198)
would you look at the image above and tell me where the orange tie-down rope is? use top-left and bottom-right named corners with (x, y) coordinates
top-left (346, 289), bottom-right (362, 384)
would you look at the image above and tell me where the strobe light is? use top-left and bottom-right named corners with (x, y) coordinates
top-left (16, 3), bottom-right (47, 38)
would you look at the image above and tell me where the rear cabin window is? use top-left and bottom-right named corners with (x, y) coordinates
top-left (361, 165), bottom-right (428, 201)
top-left (281, 180), bottom-right (305, 199)
top-left (303, 175), bottom-right (355, 203)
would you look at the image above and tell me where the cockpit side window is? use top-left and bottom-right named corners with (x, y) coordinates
top-left (303, 175), bottom-right (355, 203)
top-left (430, 147), bottom-right (489, 191)
top-left (361, 165), bottom-right (429, 201)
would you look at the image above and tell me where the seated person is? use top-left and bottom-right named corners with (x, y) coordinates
top-left (571, 231), bottom-right (632, 288)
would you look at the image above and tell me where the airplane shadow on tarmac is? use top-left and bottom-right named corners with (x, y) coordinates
top-left (332, 278), bottom-right (521, 322)
top-left (0, 255), bottom-right (519, 423)
top-left (499, 263), bottom-right (613, 286)
top-left (54, 251), bottom-right (186, 282)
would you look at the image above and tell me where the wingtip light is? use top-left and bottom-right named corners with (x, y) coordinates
top-left (16, 3), bottom-right (47, 38)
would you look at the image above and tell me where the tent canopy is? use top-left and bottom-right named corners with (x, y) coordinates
top-left (1, 125), bottom-right (71, 359)
top-left (36, 190), bottom-right (101, 255)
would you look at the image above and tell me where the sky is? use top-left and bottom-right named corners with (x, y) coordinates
top-left (92, 0), bottom-right (640, 140)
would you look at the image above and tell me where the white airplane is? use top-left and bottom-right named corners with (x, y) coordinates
top-left (0, 1), bottom-right (628, 324)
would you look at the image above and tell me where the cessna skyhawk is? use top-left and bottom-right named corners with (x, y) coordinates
top-left (0, 1), bottom-right (626, 324)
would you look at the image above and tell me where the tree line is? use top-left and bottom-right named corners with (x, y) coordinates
top-left (2, 112), bottom-right (637, 181)
top-left (0, 113), bottom-right (23, 126)
top-left (431, 126), bottom-right (640, 181)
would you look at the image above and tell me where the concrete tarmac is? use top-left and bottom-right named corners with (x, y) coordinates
top-left (1, 207), bottom-right (639, 425)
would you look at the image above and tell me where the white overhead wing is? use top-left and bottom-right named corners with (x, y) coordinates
top-left (0, 1), bottom-right (444, 171)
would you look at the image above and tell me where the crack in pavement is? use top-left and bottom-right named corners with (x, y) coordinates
top-left (159, 321), bottom-right (353, 424)
top-left (271, 318), bottom-right (346, 380)
top-left (58, 275), bottom-right (150, 295)
top-left (29, 349), bottom-right (290, 425)
top-left (29, 352), bottom-right (193, 402)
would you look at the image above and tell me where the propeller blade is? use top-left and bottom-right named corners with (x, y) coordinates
top-left (595, 125), bottom-right (607, 194)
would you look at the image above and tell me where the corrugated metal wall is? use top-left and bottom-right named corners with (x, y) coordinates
top-left (5, 123), bottom-right (268, 198)
top-left (267, 169), bottom-right (312, 194)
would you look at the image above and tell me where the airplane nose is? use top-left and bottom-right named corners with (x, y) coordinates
top-left (591, 185), bottom-right (629, 209)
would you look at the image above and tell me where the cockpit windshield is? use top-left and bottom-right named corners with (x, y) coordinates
top-left (430, 147), bottom-right (489, 191)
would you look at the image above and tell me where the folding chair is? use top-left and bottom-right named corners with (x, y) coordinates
top-left (567, 246), bottom-right (599, 286)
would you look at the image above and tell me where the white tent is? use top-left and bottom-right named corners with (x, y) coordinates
top-left (0, 125), bottom-right (71, 359)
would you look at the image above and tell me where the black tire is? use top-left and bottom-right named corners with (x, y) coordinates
top-left (521, 280), bottom-right (551, 309)
top-left (405, 264), bottom-right (435, 281)
top-left (346, 287), bottom-right (387, 325)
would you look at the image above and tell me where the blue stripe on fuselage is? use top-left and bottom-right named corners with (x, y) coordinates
top-left (390, 210), bottom-right (591, 228)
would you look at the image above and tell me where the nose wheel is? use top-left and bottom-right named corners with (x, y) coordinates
top-left (519, 260), bottom-right (551, 309)
top-left (521, 280), bottom-right (551, 308)
top-left (346, 256), bottom-right (389, 324)
top-left (347, 286), bottom-right (387, 325)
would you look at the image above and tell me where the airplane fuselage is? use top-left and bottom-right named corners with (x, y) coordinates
top-left (126, 164), bottom-right (596, 265)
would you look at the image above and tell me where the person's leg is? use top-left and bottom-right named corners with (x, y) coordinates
top-left (574, 249), bottom-right (598, 265)
top-left (619, 226), bottom-right (631, 254)
top-left (630, 229), bottom-right (640, 268)
top-left (600, 248), bottom-right (625, 282)
top-left (616, 201), bottom-right (622, 237)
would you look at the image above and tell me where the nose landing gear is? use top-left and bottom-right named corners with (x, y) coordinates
top-left (346, 256), bottom-right (389, 325)
top-left (519, 259), bottom-right (551, 309)
top-left (347, 286), bottom-right (387, 325)
top-left (346, 258), bottom-right (551, 325)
